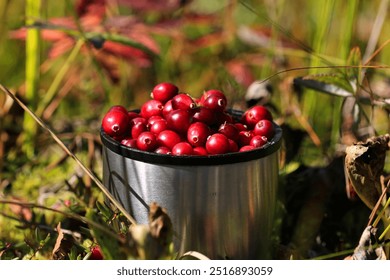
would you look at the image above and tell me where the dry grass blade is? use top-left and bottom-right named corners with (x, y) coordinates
top-left (258, 65), bottom-right (390, 86)
top-left (51, 222), bottom-right (64, 258)
top-left (0, 83), bottom-right (137, 226)
top-left (369, 176), bottom-right (390, 227)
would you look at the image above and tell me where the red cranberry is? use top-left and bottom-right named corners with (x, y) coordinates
top-left (157, 130), bottom-right (181, 149)
top-left (171, 93), bottom-right (197, 110)
top-left (147, 115), bottom-right (164, 127)
top-left (171, 142), bottom-right (193, 155)
top-left (206, 133), bottom-right (230, 155)
top-left (192, 107), bottom-right (216, 126)
top-left (193, 146), bottom-right (208, 156)
top-left (239, 145), bottom-right (255, 152)
top-left (109, 105), bottom-right (128, 115)
top-left (199, 89), bottom-right (227, 105)
top-left (253, 119), bottom-right (274, 139)
top-left (154, 146), bottom-right (171, 154)
top-left (166, 109), bottom-right (193, 134)
top-left (238, 130), bottom-right (253, 146)
top-left (250, 135), bottom-right (268, 148)
top-left (130, 117), bottom-right (147, 126)
top-left (90, 245), bottom-right (104, 260)
top-left (131, 122), bottom-right (147, 139)
top-left (136, 132), bottom-right (157, 151)
top-left (162, 99), bottom-right (174, 118)
top-left (228, 139), bottom-right (239, 152)
top-left (187, 122), bottom-right (211, 147)
top-left (121, 138), bottom-right (137, 148)
top-left (151, 82), bottom-right (179, 103)
top-left (202, 94), bottom-right (227, 112)
top-left (102, 109), bottom-right (129, 138)
top-left (149, 118), bottom-right (168, 135)
top-left (127, 111), bottom-right (140, 121)
top-left (234, 123), bottom-right (248, 131)
top-left (218, 122), bottom-right (239, 142)
top-left (140, 99), bottom-right (163, 119)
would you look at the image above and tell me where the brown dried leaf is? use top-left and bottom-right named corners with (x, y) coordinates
top-left (347, 226), bottom-right (386, 260)
top-left (345, 134), bottom-right (390, 210)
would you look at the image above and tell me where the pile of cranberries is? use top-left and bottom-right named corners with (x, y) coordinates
top-left (101, 82), bottom-right (275, 156)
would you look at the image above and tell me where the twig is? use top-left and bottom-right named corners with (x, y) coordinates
top-left (369, 176), bottom-right (390, 227)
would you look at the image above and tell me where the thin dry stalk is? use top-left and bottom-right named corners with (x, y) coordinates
top-left (0, 83), bottom-right (137, 226)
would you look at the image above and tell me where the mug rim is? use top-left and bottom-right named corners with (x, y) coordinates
top-left (100, 109), bottom-right (283, 166)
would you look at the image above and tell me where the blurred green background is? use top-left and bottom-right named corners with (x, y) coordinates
top-left (0, 0), bottom-right (389, 260)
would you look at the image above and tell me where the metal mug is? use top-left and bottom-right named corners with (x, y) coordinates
top-left (100, 110), bottom-right (282, 259)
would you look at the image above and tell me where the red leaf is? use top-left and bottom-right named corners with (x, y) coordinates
top-left (102, 40), bottom-right (153, 67)
top-left (76, 0), bottom-right (106, 19)
top-left (226, 60), bottom-right (255, 88)
top-left (48, 37), bottom-right (76, 59)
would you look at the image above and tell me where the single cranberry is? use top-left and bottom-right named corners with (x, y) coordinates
top-left (192, 107), bottom-right (216, 126)
top-left (239, 145), bottom-right (255, 152)
top-left (171, 142), bottom-right (193, 155)
top-left (193, 146), bottom-right (208, 156)
top-left (121, 138), bottom-right (137, 148)
top-left (157, 130), bottom-right (181, 149)
top-left (147, 115), bottom-right (164, 127)
top-left (238, 130), bottom-right (253, 147)
top-left (149, 118), bottom-right (168, 135)
top-left (136, 132), bottom-right (157, 151)
top-left (127, 111), bottom-right (140, 121)
top-left (171, 93), bottom-right (197, 110)
top-left (140, 99), bottom-right (163, 119)
top-left (234, 123), bottom-right (247, 131)
top-left (154, 146), bottom-right (171, 154)
top-left (202, 94), bottom-right (227, 112)
top-left (205, 133), bottom-right (230, 155)
top-left (253, 119), bottom-right (274, 139)
top-left (250, 135), bottom-right (268, 148)
top-left (199, 89), bottom-right (227, 105)
top-left (162, 99), bottom-right (174, 118)
top-left (102, 109), bottom-right (129, 138)
top-left (130, 117), bottom-right (147, 126)
top-left (90, 245), bottom-right (104, 260)
top-left (131, 122), bottom-right (147, 139)
top-left (166, 109), bottom-right (193, 134)
top-left (218, 122), bottom-right (239, 142)
top-left (151, 82), bottom-right (179, 103)
top-left (228, 139), bottom-right (239, 152)
top-left (108, 105), bottom-right (128, 115)
top-left (187, 122), bottom-right (211, 147)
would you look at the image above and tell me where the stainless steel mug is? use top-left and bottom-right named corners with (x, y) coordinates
top-left (101, 110), bottom-right (282, 259)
